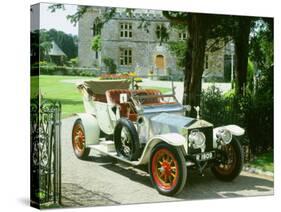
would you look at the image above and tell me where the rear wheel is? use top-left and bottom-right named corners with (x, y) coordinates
top-left (211, 138), bottom-right (243, 181)
top-left (149, 142), bottom-right (187, 196)
top-left (72, 119), bottom-right (90, 160)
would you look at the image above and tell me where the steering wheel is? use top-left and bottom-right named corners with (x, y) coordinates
top-left (133, 92), bottom-right (148, 104)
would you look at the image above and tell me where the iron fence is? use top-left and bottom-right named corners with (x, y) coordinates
top-left (30, 98), bottom-right (61, 207)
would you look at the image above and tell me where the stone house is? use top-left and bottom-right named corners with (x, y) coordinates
top-left (48, 41), bottom-right (67, 65)
top-left (78, 7), bottom-right (234, 80)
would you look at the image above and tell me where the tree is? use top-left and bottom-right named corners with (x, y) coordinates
top-left (249, 18), bottom-right (273, 73)
top-left (49, 5), bottom-right (262, 116)
top-left (232, 17), bottom-right (252, 95)
top-left (163, 12), bottom-right (228, 112)
top-left (47, 28), bottom-right (78, 58)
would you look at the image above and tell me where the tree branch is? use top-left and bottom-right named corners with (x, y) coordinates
top-left (206, 37), bottom-right (233, 52)
top-left (162, 11), bottom-right (189, 24)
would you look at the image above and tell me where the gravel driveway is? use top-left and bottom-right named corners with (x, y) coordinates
top-left (61, 117), bottom-right (273, 208)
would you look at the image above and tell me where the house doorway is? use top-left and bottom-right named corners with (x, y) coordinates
top-left (155, 55), bottom-right (165, 72)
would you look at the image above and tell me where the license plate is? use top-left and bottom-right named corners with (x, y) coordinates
top-left (195, 151), bottom-right (215, 161)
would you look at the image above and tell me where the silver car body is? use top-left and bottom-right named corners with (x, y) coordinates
top-left (75, 78), bottom-right (245, 165)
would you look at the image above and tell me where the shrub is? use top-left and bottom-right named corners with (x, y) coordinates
top-left (201, 85), bottom-right (228, 126)
top-left (204, 76), bottom-right (226, 83)
top-left (99, 73), bottom-right (143, 82)
top-left (102, 57), bottom-right (117, 74)
top-left (91, 35), bottom-right (101, 51)
top-left (78, 70), bottom-right (96, 77)
top-left (39, 61), bottom-right (57, 75)
top-left (99, 73), bottom-right (129, 80)
top-left (201, 83), bottom-right (273, 154)
top-left (67, 57), bottom-right (78, 67)
top-left (245, 66), bottom-right (273, 153)
top-left (39, 63), bottom-right (98, 77)
top-left (158, 75), bottom-right (170, 81)
top-left (134, 77), bottom-right (143, 83)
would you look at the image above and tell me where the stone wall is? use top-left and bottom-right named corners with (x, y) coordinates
top-left (78, 8), bottom-right (231, 80)
top-left (100, 18), bottom-right (179, 75)
top-left (78, 8), bottom-right (99, 67)
top-left (204, 40), bottom-right (227, 79)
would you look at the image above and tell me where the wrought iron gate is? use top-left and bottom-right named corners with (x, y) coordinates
top-left (30, 98), bottom-right (61, 207)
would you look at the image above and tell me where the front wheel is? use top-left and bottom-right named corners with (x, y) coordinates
top-left (211, 137), bottom-right (244, 181)
top-left (149, 142), bottom-right (187, 196)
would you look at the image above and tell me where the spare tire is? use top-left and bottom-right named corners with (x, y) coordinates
top-left (114, 118), bottom-right (141, 161)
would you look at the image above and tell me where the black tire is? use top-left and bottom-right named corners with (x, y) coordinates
top-left (211, 137), bottom-right (244, 181)
top-left (114, 118), bottom-right (141, 161)
top-left (72, 119), bottom-right (90, 160)
top-left (149, 142), bottom-right (187, 196)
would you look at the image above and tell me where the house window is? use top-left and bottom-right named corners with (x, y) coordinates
top-left (156, 24), bottom-right (169, 42)
top-left (91, 18), bottom-right (101, 36)
top-left (156, 24), bottom-right (164, 40)
top-left (120, 23), bottom-right (132, 38)
top-left (179, 32), bottom-right (187, 40)
top-left (120, 48), bottom-right (132, 65)
top-left (205, 55), bottom-right (209, 69)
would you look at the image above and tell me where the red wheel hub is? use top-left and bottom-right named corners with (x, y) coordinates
top-left (162, 161), bottom-right (172, 176)
top-left (72, 124), bottom-right (85, 152)
top-left (151, 148), bottom-right (179, 191)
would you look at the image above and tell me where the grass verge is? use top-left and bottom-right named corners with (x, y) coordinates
top-left (31, 75), bottom-right (172, 118)
top-left (248, 152), bottom-right (273, 172)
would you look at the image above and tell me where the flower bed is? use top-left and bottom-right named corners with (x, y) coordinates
top-left (99, 72), bottom-right (142, 82)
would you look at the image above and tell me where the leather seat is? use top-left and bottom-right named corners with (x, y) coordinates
top-left (105, 89), bottom-right (132, 118)
top-left (105, 89), bottom-right (162, 105)
top-left (134, 89), bottom-right (162, 104)
top-left (105, 89), bottom-right (163, 120)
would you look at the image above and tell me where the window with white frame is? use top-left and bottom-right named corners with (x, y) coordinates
top-left (120, 48), bottom-right (132, 65)
top-left (120, 23), bottom-right (132, 38)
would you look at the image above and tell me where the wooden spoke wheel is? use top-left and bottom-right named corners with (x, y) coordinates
top-left (149, 142), bottom-right (187, 196)
top-left (211, 138), bottom-right (243, 181)
top-left (72, 119), bottom-right (90, 159)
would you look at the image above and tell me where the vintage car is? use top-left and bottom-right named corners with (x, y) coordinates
top-left (72, 78), bottom-right (245, 196)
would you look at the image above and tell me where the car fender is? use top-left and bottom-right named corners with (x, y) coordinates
top-left (75, 113), bottom-right (100, 146)
top-left (137, 133), bottom-right (186, 165)
top-left (213, 124), bottom-right (245, 148)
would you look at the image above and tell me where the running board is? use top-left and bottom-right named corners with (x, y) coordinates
top-left (88, 142), bottom-right (141, 166)
top-left (88, 142), bottom-right (195, 167)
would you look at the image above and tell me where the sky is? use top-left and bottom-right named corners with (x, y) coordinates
top-left (40, 3), bottom-right (78, 35)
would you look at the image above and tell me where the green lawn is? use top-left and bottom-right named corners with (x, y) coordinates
top-left (32, 75), bottom-right (172, 118)
top-left (31, 75), bottom-right (97, 118)
top-left (248, 152), bottom-right (274, 172)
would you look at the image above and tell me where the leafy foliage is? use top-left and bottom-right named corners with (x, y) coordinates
top-left (40, 64), bottom-right (98, 77)
top-left (168, 41), bottom-right (187, 68)
top-left (102, 57), bottom-right (117, 74)
top-left (38, 29), bottom-right (78, 60)
top-left (201, 83), bottom-right (273, 154)
top-left (91, 35), bottom-right (101, 51)
top-left (249, 19), bottom-right (273, 71)
top-left (47, 29), bottom-right (78, 58)
top-left (68, 57), bottom-right (78, 67)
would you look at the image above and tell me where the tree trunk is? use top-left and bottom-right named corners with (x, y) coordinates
top-left (183, 14), bottom-right (208, 117)
top-left (234, 17), bottom-right (251, 95)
